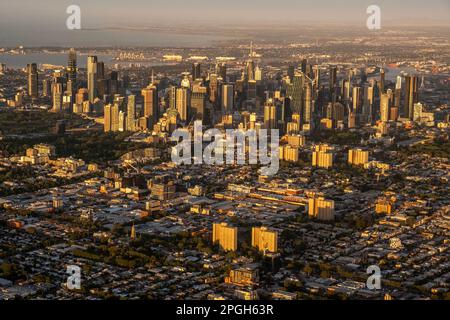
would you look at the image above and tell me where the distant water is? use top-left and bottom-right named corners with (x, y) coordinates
top-left (0, 28), bottom-right (234, 49)
top-left (0, 53), bottom-right (114, 69)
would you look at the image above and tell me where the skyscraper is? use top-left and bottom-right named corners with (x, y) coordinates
top-left (404, 75), bottom-right (418, 119)
top-left (176, 87), bottom-right (190, 122)
top-left (217, 63), bottom-right (227, 81)
top-left (380, 93), bottom-right (391, 122)
top-left (104, 104), bottom-right (112, 132)
top-left (352, 87), bottom-right (362, 113)
top-left (247, 58), bottom-right (255, 80)
top-left (209, 73), bottom-right (218, 105)
top-left (191, 86), bottom-right (207, 122)
top-left (287, 73), bottom-right (304, 114)
top-left (87, 56), bottom-right (98, 103)
top-left (288, 65), bottom-right (295, 82)
top-left (313, 65), bottom-right (320, 91)
top-left (52, 83), bottom-right (63, 112)
top-left (303, 83), bottom-right (312, 125)
top-left (142, 82), bottom-right (159, 127)
top-left (67, 48), bottom-right (77, 85)
top-left (363, 85), bottom-right (374, 123)
top-left (27, 63), bottom-right (38, 99)
top-left (221, 84), bottom-right (234, 114)
top-left (126, 95), bottom-right (136, 132)
top-left (379, 68), bottom-right (385, 94)
top-left (329, 66), bottom-right (337, 98)
top-left (301, 58), bottom-right (308, 74)
top-left (42, 79), bottom-right (51, 97)
top-left (394, 76), bottom-right (402, 108)
top-left (254, 65), bottom-right (262, 81)
top-left (192, 62), bottom-right (201, 80)
top-left (264, 99), bottom-right (277, 129)
top-left (111, 103), bottom-right (120, 132)
top-left (169, 86), bottom-right (177, 110)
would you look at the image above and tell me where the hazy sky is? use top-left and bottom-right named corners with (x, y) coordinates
top-left (0, 0), bottom-right (449, 46)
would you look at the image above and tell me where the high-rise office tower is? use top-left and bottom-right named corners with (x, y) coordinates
top-left (169, 86), bottom-right (177, 110)
top-left (348, 111), bottom-right (357, 129)
top-left (363, 85), bottom-right (374, 122)
top-left (209, 73), bottom-right (218, 105)
top-left (176, 87), bottom-right (190, 122)
top-left (342, 79), bottom-right (351, 101)
top-left (379, 68), bottom-right (385, 94)
top-left (96, 61), bottom-right (107, 98)
top-left (313, 65), bottom-right (320, 91)
top-left (252, 227), bottom-right (278, 253)
top-left (221, 84), bottom-right (234, 115)
top-left (52, 83), bottom-right (63, 112)
top-left (109, 71), bottom-right (119, 96)
top-left (329, 66), bottom-right (337, 97)
top-left (247, 60), bottom-right (255, 81)
top-left (192, 62), bottom-right (201, 80)
top-left (27, 63), bottom-right (38, 99)
top-left (288, 65), bottom-right (295, 82)
top-left (380, 93), bottom-right (390, 122)
top-left (97, 61), bottom-right (105, 79)
top-left (279, 97), bottom-right (292, 126)
top-left (287, 73), bottom-right (304, 114)
top-left (126, 95), bottom-right (136, 132)
top-left (67, 48), bottom-right (77, 85)
top-left (74, 88), bottom-right (88, 114)
top-left (404, 75), bottom-right (418, 119)
top-left (104, 104), bottom-right (112, 132)
top-left (118, 111), bottom-right (126, 132)
top-left (142, 82), bottom-right (159, 128)
top-left (217, 63), bottom-right (227, 81)
top-left (191, 85), bottom-right (207, 122)
top-left (303, 83), bottom-right (312, 124)
top-left (394, 76), bottom-right (402, 108)
top-left (42, 79), bottom-right (51, 97)
top-left (254, 66), bottom-right (262, 81)
top-left (87, 56), bottom-right (98, 103)
top-left (264, 99), bottom-right (277, 129)
top-left (111, 103), bottom-right (120, 132)
top-left (213, 222), bottom-right (238, 252)
top-left (247, 80), bottom-right (257, 100)
top-left (352, 86), bottom-right (362, 113)
top-left (326, 102), bottom-right (345, 124)
top-left (66, 80), bottom-right (75, 97)
top-left (413, 102), bottom-right (423, 121)
top-left (360, 68), bottom-right (368, 83)
top-left (301, 58), bottom-right (308, 74)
